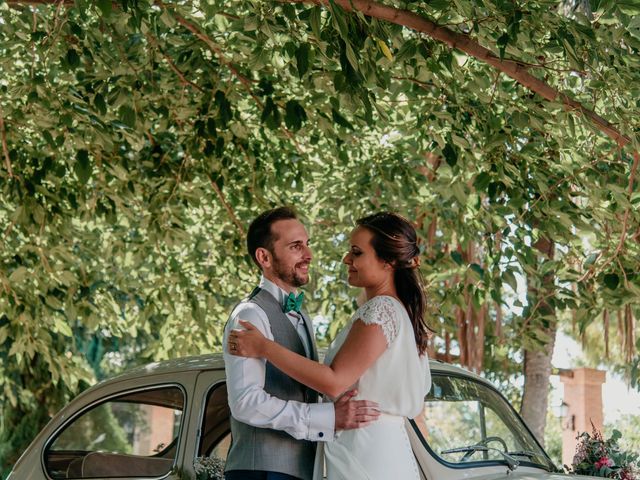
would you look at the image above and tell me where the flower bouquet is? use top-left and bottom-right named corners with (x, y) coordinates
top-left (567, 425), bottom-right (638, 479)
top-left (193, 456), bottom-right (225, 480)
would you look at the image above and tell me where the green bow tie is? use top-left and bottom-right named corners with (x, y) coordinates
top-left (284, 292), bottom-right (304, 314)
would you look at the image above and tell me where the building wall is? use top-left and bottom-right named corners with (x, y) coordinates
top-left (559, 368), bottom-right (606, 467)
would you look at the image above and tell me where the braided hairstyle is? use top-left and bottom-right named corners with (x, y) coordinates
top-left (356, 212), bottom-right (430, 355)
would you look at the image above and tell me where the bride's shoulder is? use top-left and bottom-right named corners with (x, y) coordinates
top-left (360, 295), bottom-right (399, 307)
top-left (354, 295), bottom-right (401, 344)
top-left (355, 295), bottom-right (401, 321)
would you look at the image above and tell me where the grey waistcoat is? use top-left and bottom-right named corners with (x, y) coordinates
top-left (225, 287), bottom-right (319, 480)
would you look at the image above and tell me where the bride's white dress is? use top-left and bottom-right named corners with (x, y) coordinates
top-left (313, 295), bottom-right (432, 480)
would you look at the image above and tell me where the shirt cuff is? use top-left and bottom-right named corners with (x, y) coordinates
top-left (308, 401), bottom-right (335, 442)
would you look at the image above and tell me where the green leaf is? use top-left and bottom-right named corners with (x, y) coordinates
top-left (96, 0), bottom-right (112, 16)
top-left (296, 43), bottom-right (310, 78)
top-left (345, 43), bottom-right (359, 72)
top-left (94, 93), bottom-right (107, 115)
top-left (69, 22), bottom-right (83, 37)
top-left (75, 149), bottom-right (91, 184)
top-left (45, 296), bottom-right (63, 310)
top-left (603, 273), bottom-right (619, 290)
top-left (309, 7), bottom-right (322, 40)
top-left (215, 90), bottom-right (233, 126)
top-left (207, 118), bottom-right (217, 137)
top-left (285, 100), bottom-right (307, 131)
top-left (502, 269), bottom-right (518, 291)
top-left (567, 113), bottom-right (576, 138)
top-left (261, 97), bottom-right (281, 129)
top-left (469, 263), bottom-right (484, 277)
top-left (160, 10), bottom-right (177, 28)
top-left (9, 267), bottom-right (28, 283)
top-left (451, 251), bottom-right (463, 265)
top-left (60, 114), bottom-right (73, 128)
top-left (258, 78), bottom-right (274, 97)
top-left (428, 0), bottom-right (450, 11)
top-left (618, 1), bottom-right (640, 15)
top-left (626, 15), bottom-right (640, 40)
top-left (473, 172), bottom-right (491, 191)
top-left (31, 31), bottom-right (47, 42)
top-left (329, 0), bottom-right (350, 41)
top-left (119, 105), bottom-right (136, 128)
top-left (43, 130), bottom-right (56, 148)
top-left (442, 142), bottom-right (457, 167)
top-left (496, 33), bottom-right (509, 60)
top-left (66, 49), bottom-right (80, 69)
top-left (331, 108), bottom-right (353, 129)
top-left (54, 318), bottom-right (73, 337)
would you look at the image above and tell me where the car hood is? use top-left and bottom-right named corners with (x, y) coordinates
top-left (471, 472), bottom-right (601, 480)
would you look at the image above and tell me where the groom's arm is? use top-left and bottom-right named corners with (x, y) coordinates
top-left (223, 303), bottom-right (335, 441)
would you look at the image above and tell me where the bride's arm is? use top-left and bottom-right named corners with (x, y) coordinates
top-left (230, 319), bottom-right (387, 398)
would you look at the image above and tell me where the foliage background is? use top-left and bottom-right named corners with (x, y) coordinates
top-left (1, 0), bottom-right (639, 475)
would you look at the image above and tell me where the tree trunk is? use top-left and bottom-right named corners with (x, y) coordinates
top-left (521, 335), bottom-right (556, 446)
top-left (520, 235), bottom-right (556, 446)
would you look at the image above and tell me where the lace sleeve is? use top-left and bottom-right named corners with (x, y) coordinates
top-left (354, 296), bottom-right (400, 345)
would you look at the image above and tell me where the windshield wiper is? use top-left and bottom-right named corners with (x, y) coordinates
top-left (508, 450), bottom-right (557, 472)
top-left (507, 450), bottom-right (538, 458)
top-left (441, 445), bottom-right (520, 471)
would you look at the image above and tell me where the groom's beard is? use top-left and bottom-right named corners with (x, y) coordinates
top-left (272, 254), bottom-right (309, 288)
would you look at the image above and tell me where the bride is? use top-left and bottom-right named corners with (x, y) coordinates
top-left (229, 212), bottom-right (432, 480)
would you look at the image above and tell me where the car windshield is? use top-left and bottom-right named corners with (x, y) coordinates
top-left (412, 373), bottom-right (555, 471)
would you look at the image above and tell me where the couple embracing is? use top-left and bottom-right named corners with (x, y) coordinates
top-left (222, 207), bottom-right (432, 480)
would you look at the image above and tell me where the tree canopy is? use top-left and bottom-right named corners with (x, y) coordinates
top-left (1, 0), bottom-right (639, 473)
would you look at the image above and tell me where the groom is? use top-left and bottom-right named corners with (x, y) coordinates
top-left (223, 207), bottom-right (379, 480)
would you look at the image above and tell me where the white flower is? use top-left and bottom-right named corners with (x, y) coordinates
top-left (193, 456), bottom-right (225, 480)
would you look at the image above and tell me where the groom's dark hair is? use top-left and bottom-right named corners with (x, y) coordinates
top-left (247, 206), bottom-right (298, 268)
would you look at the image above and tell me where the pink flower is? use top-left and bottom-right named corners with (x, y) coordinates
top-left (594, 456), bottom-right (614, 470)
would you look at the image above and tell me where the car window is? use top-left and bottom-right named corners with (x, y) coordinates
top-left (45, 385), bottom-right (184, 479)
top-left (195, 382), bottom-right (230, 476)
top-left (412, 374), bottom-right (554, 470)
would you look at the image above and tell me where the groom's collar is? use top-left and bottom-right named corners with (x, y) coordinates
top-left (259, 275), bottom-right (297, 309)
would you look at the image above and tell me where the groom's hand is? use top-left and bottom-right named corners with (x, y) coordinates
top-left (334, 389), bottom-right (380, 430)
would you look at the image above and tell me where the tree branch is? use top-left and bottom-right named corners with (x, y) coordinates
top-left (0, 106), bottom-right (14, 178)
top-left (158, 3), bottom-right (263, 108)
top-left (209, 178), bottom-right (246, 236)
top-left (159, 3), bottom-right (305, 155)
top-left (6, 0), bottom-right (74, 5)
top-left (584, 150), bottom-right (640, 280)
top-left (286, 0), bottom-right (633, 149)
top-left (614, 151), bottom-right (639, 257)
top-left (392, 75), bottom-right (436, 90)
top-left (416, 151), bottom-right (441, 182)
top-left (519, 156), bottom-right (613, 223)
top-left (145, 34), bottom-right (205, 93)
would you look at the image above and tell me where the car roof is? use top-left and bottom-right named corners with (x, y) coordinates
top-left (428, 359), bottom-right (493, 386)
top-left (106, 352), bottom-right (492, 387)
top-left (107, 353), bottom-right (227, 383)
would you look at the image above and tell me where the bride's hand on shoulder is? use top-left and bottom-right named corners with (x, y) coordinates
top-left (228, 320), bottom-right (268, 358)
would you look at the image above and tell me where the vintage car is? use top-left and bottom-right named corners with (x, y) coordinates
top-left (8, 354), bottom-right (599, 480)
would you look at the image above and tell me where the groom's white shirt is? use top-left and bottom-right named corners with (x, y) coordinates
top-left (223, 276), bottom-right (335, 441)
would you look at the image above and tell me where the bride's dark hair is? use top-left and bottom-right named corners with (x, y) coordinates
top-left (356, 212), bottom-right (430, 355)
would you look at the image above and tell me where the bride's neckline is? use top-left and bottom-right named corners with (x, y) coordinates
top-left (364, 294), bottom-right (401, 304)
